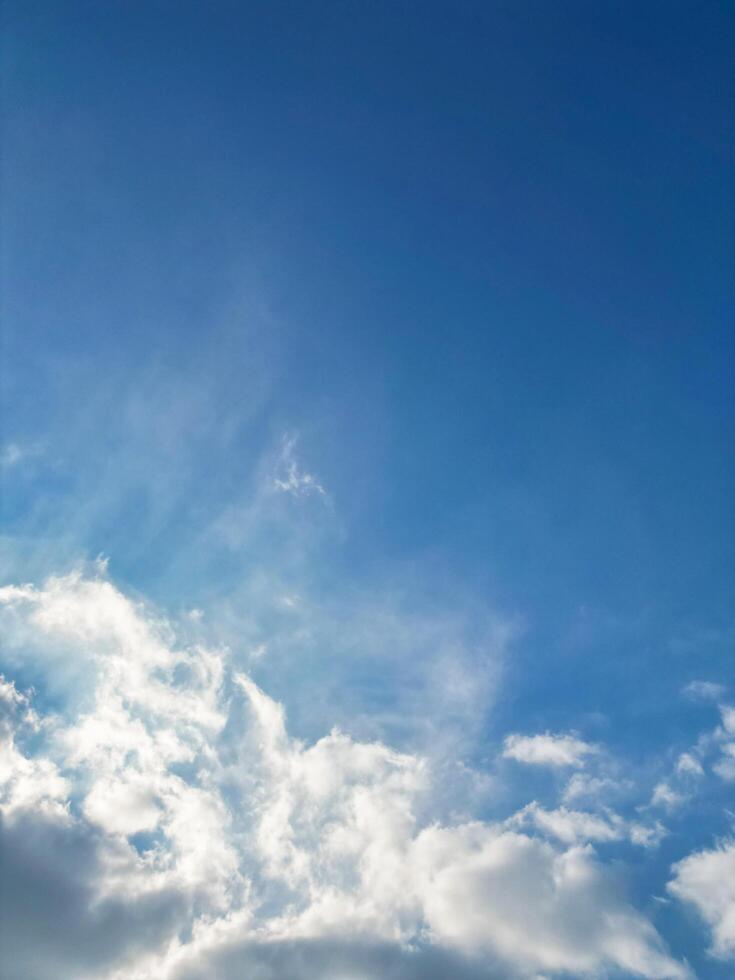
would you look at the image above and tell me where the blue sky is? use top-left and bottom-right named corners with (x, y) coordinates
top-left (1, 3), bottom-right (734, 979)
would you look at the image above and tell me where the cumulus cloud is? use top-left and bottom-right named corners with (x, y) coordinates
top-left (0, 571), bottom-right (688, 980)
top-left (412, 825), bottom-right (684, 979)
top-left (503, 732), bottom-right (598, 769)
top-left (668, 841), bottom-right (735, 959)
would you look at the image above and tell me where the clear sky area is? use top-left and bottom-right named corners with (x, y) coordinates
top-left (1, 3), bottom-right (734, 979)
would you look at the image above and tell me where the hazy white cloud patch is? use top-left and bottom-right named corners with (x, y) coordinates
top-left (683, 680), bottom-right (727, 702)
top-left (676, 753), bottom-right (704, 778)
top-left (0, 440), bottom-right (44, 468)
top-left (650, 781), bottom-right (687, 812)
top-left (508, 802), bottom-right (665, 849)
top-left (562, 772), bottom-right (631, 805)
top-left (0, 568), bottom-right (691, 980)
top-left (209, 575), bottom-right (514, 764)
top-left (713, 748), bottom-right (735, 782)
top-left (623, 694), bottom-right (735, 863)
top-left (712, 710), bottom-right (735, 781)
top-left (208, 433), bottom-right (333, 558)
top-left (721, 706), bottom-right (735, 734)
top-left (503, 732), bottom-right (598, 769)
top-left (672, 700), bottom-right (735, 784)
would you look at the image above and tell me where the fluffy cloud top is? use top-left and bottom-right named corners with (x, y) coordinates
top-left (668, 842), bottom-right (735, 959)
top-left (0, 572), bottom-right (690, 980)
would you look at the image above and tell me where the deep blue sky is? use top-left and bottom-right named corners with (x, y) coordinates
top-left (1, 5), bottom-right (734, 975)
top-left (4, 1), bottom-right (733, 732)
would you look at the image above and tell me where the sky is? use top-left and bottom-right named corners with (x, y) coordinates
top-left (1, 2), bottom-right (734, 978)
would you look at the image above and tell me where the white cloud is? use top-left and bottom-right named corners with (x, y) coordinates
top-left (413, 824), bottom-right (686, 978)
top-left (272, 435), bottom-right (326, 497)
top-left (647, 700), bottom-right (735, 799)
top-left (650, 782), bottom-right (686, 811)
top-left (720, 704), bottom-right (735, 735)
top-left (676, 753), bottom-right (704, 778)
top-left (668, 841), bottom-right (735, 958)
top-left (708, 704), bottom-right (735, 782)
top-left (562, 772), bottom-right (629, 804)
top-left (0, 571), bottom-right (688, 980)
top-left (83, 773), bottom-right (163, 836)
top-left (0, 440), bottom-right (43, 468)
top-left (713, 743), bottom-right (735, 782)
top-left (212, 576), bottom-right (511, 760)
top-left (630, 822), bottom-right (669, 849)
top-left (503, 732), bottom-right (597, 768)
top-left (509, 802), bottom-right (624, 844)
top-left (0, 675), bottom-right (69, 820)
top-left (508, 802), bottom-right (665, 849)
top-left (207, 432), bottom-right (334, 561)
top-left (683, 680), bottom-right (727, 702)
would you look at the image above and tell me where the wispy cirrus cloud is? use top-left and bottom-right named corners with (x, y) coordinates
top-left (272, 435), bottom-right (327, 498)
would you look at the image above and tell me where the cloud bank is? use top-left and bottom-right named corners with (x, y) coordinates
top-left (0, 570), bottom-right (696, 979)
